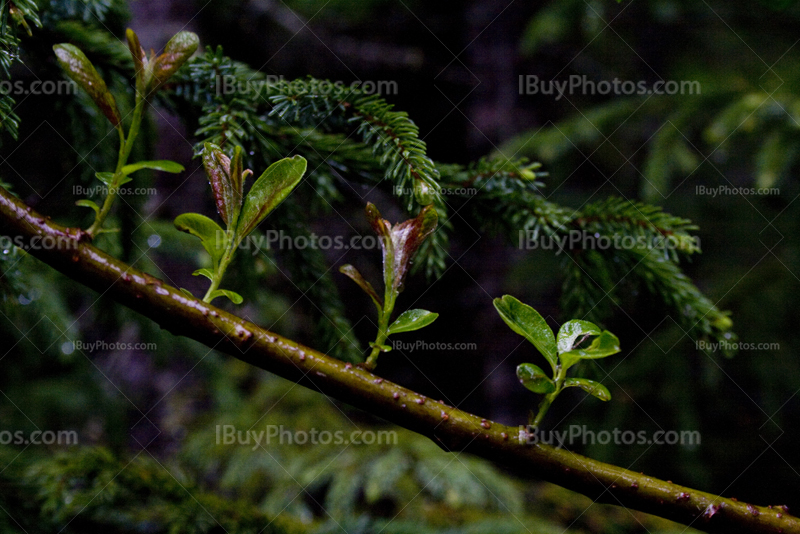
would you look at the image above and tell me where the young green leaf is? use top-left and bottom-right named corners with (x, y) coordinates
top-left (53, 44), bottom-right (121, 127)
top-left (94, 172), bottom-right (115, 186)
top-left (236, 155), bottom-right (307, 239)
top-left (562, 331), bottom-right (621, 359)
top-left (387, 309), bottom-right (439, 335)
top-left (148, 31), bottom-right (200, 95)
top-left (75, 199), bottom-right (100, 215)
top-left (563, 378), bottom-right (611, 401)
top-left (517, 363), bottom-right (556, 394)
top-left (121, 160), bottom-right (184, 176)
top-left (559, 331), bottom-right (621, 369)
top-left (192, 268), bottom-right (215, 281)
top-left (557, 320), bottom-right (601, 354)
top-left (207, 289), bottom-right (244, 305)
top-left (493, 295), bottom-right (558, 373)
top-left (94, 172), bottom-right (132, 188)
top-left (358, 203), bottom-right (440, 370)
top-left (339, 264), bottom-right (382, 311)
top-left (174, 213), bottom-right (227, 267)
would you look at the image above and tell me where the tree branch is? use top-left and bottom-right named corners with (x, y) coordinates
top-left (0, 185), bottom-right (795, 534)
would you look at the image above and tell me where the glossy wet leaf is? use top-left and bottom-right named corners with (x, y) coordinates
top-left (517, 363), bottom-right (556, 394)
top-left (562, 331), bottom-right (621, 359)
top-left (388, 204), bottom-right (437, 292)
top-left (203, 143), bottom-right (237, 227)
top-left (564, 378), bottom-right (611, 401)
top-left (493, 295), bottom-right (558, 373)
top-left (122, 160), bottom-right (184, 176)
top-left (53, 44), bottom-right (121, 127)
top-left (148, 31), bottom-right (199, 95)
top-left (207, 289), bottom-right (243, 305)
top-left (387, 309), bottom-right (438, 335)
top-left (339, 264), bottom-right (382, 310)
top-left (559, 331), bottom-right (621, 369)
top-left (237, 155), bottom-right (306, 238)
top-left (174, 213), bottom-right (227, 267)
top-left (75, 199), bottom-right (100, 215)
top-left (366, 202), bottom-right (438, 294)
top-left (557, 320), bottom-right (601, 354)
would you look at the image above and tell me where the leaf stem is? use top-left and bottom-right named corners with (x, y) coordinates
top-left (365, 240), bottom-right (398, 369)
top-left (87, 93), bottom-right (146, 238)
top-left (202, 231), bottom-right (238, 303)
top-left (531, 394), bottom-right (554, 427)
top-left (531, 364), bottom-right (567, 427)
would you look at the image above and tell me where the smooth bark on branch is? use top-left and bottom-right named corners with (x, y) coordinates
top-left (0, 185), bottom-right (795, 534)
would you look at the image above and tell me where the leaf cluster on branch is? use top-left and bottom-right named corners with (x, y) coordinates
top-left (160, 48), bottom-right (735, 361)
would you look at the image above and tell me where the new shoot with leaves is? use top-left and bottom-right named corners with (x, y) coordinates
top-left (53, 29), bottom-right (198, 237)
top-left (493, 295), bottom-right (621, 427)
top-left (175, 143), bottom-right (307, 304)
top-left (340, 203), bottom-right (438, 370)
